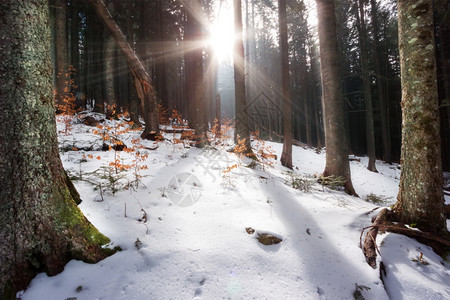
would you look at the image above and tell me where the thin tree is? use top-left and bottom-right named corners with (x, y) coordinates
top-left (316, 0), bottom-right (357, 196)
top-left (370, 0), bottom-right (392, 162)
top-left (233, 0), bottom-right (252, 152)
top-left (356, 0), bottom-right (378, 172)
top-left (53, 0), bottom-right (69, 109)
top-left (0, 1), bottom-right (113, 298)
top-left (279, 0), bottom-right (292, 168)
top-left (393, 0), bottom-right (446, 234)
top-left (184, 0), bottom-right (207, 146)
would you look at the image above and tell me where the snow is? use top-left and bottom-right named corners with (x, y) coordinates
top-left (19, 114), bottom-right (450, 300)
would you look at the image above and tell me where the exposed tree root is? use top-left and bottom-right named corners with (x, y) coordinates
top-left (362, 208), bottom-right (388, 268)
top-left (361, 208), bottom-right (450, 269)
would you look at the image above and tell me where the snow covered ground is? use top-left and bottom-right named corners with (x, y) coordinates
top-left (20, 114), bottom-right (450, 300)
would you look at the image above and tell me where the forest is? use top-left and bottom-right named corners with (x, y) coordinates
top-left (0, 0), bottom-right (449, 299)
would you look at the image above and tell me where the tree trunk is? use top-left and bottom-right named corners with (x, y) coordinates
top-left (316, 0), bottom-right (357, 196)
top-left (184, 0), bottom-right (207, 146)
top-left (88, 0), bottom-right (159, 139)
top-left (93, 17), bottom-right (104, 113)
top-left (245, 0), bottom-right (252, 131)
top-left (233, 0), bottom-right (252, 152)
top-left (216, 93), bottom-right (222, 133)
top-left (370, 0), bottom-right (392, 163)
top-left (104, 30), bottom-right (116, 116)
top-left (0, 1), bottom-right (112, 298)
top-left (356, 0), bottom-right (378, 172)
top-left (394, 0), bottom-right (446, 234)
top-left (300, 48), bottom-right (311, 146)
top-left (279, 0), bottom-right (292, 169)
top-left (309, 43), bottom-right (323, 149)
top-left (54, 0), bottom-right (69, 109)
top-left (434, 0), bottom-right (450, 172)
top-left (124, 0), bottom-right (140, 123)
top-left (155, 0), bottom-right (169, 110)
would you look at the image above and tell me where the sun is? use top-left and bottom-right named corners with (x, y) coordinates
top-left (207, 3), bottom-right (234, 62)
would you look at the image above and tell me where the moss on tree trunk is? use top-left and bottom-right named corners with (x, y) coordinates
top-left (0, 1), bottom-right (113, 298)
top-left (394, 0), bottom-right (446, 234)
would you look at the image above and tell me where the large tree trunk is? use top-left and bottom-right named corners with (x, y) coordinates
top-left (370, 0), bottom-right (392, 163)
top-left (356, 0), bottom-right (378, 172)
top-left (279, 0), bottom-right (293, 169)
top-left (394, 0), bottom-right (446, 234)
top-left (88, 0), bottom-right (159, 140)
top-left (0, 1), bottom-right (112, 298)
top-left (233, 0), bottom-right (252, 152)
top-left (316, 0), bottom-right (357, 196)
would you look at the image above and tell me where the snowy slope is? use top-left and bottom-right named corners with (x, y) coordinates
top-left (19, 115), bottom-right (450, 300)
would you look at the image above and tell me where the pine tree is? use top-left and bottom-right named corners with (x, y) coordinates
top-left (316, 0), bottom-right (357, 196)
top-left (279, 0), bottom-right (293, 169)
top-left (233, 0), bottom-right (252, 152)
top-left (394, 0), bottom-right (446, 234)
top-left (0, 1), bottom-right (112, 298)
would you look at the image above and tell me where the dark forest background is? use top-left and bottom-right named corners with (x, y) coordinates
top-left (50, 0), bottom-right (450, 170)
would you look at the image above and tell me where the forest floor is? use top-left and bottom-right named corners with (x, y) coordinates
top-left (20, 113), bottom-right (449, 300)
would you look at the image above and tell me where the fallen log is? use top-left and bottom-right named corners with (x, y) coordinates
top-left (162, 128), bottom-right (194, 134)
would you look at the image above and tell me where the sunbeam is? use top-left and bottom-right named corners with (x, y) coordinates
top-left (208, 1), bottom-right (234, 63)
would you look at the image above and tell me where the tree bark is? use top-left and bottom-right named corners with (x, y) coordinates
top-left (0, 1), bottom-right (112, 298)
top-left (316, 0), bottom-right (357, 196)
top-left (394, 0), bottom-right (446, 234)
top-left (356, 0), bottom-right (378, 172)
top-left (279, 0), bottom-right (293, 169)
top-left (88, 0), bottom-right (159, 139)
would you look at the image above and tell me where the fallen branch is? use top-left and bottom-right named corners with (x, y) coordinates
top-left (364, 206), bottom-right (381, 215)
top-left (144, 146), bottom-right (159, 151)
top-left (162, 128), bottom-right (194, 134)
